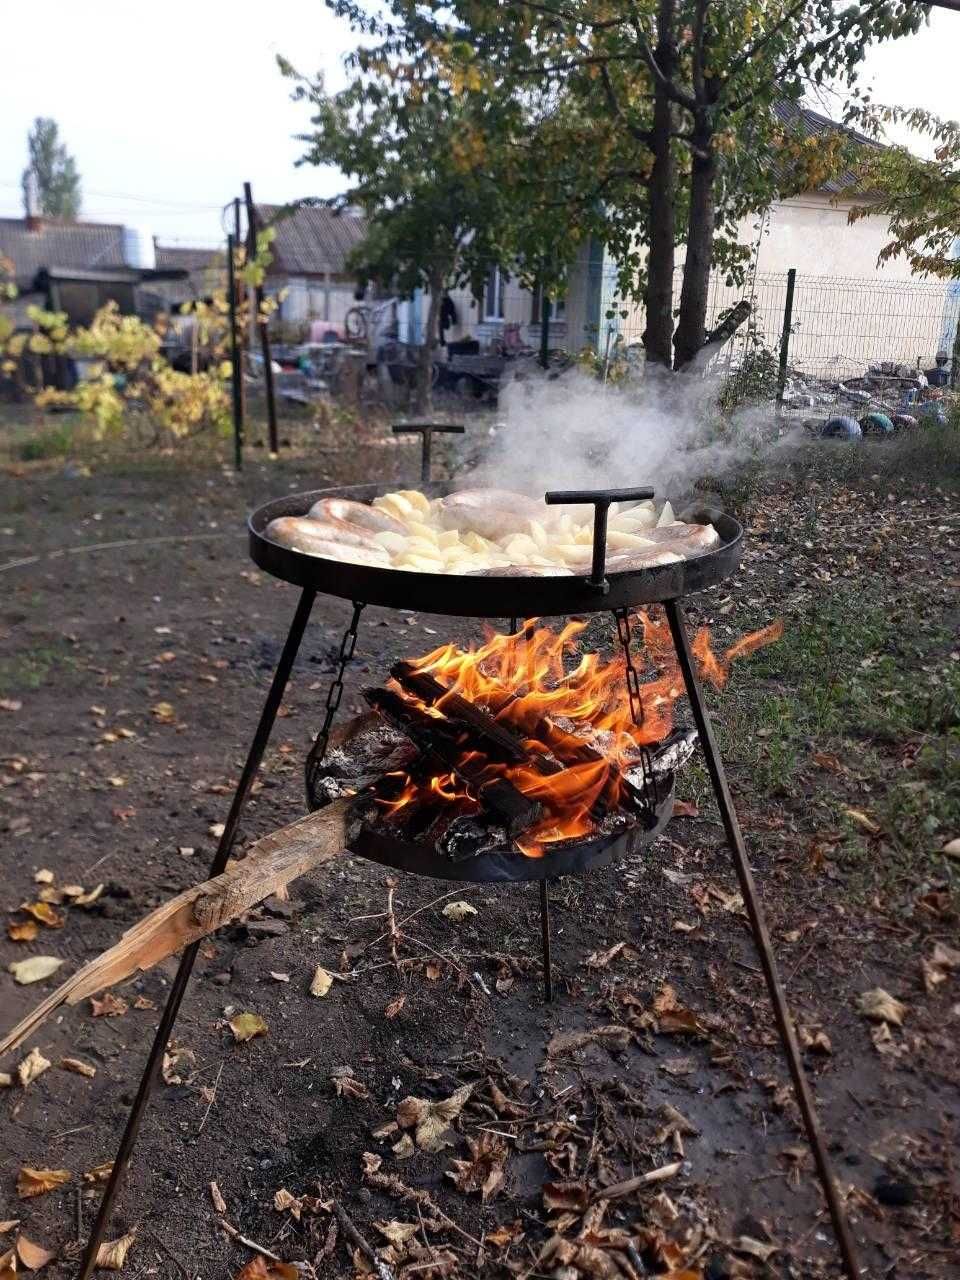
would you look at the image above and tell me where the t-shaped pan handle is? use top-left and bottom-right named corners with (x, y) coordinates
top-left (545, 486), bottom-right (655, 591)
top-left (392, 422), bottom-right (465, 483)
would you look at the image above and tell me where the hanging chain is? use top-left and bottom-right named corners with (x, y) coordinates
top-left (614, 607), bottom-right (645, 729)
top-left (305, 601), bottom-right (365, 809)
top-left (613, 607), bottom-right (658, 808)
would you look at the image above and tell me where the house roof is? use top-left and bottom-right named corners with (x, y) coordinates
top-left (0, 216), bottom-right (126, 288)
top-left (772, 100), bottom-right (882, 196)
top-left (255, 202), bottom-right (367, 277)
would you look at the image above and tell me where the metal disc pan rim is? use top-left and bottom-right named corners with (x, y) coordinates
top-left (248, 483), bottom-right (743, 618)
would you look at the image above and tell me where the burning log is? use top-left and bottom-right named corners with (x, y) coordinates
top-left (363, 685), bottom-right (543, 836)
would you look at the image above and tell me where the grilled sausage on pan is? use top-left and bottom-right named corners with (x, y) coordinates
top-left (308, 497), bottom-right (408, 535)
top-left (643, 523), bottom-right (720, 551)
top-left (439, 489), bottom-right (547, 540)
top-left (266, 516), bottom-right (390, 566)
top-left (465, 564), bottom-right (574, 577)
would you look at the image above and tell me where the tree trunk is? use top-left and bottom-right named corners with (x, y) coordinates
top-left (642, 0), bottom-right (678, 369)
top-left (673, 130), bottom-right (716, 371)
top-left (415, 274), bottom-right (443, 415)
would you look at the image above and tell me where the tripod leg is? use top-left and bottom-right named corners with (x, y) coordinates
top-left (663, 598), bottom-right (859, 1280)
top-left (76, 588), bottom-right (317, 1279)
top-left (540, 879), bottom-right (554, 1003)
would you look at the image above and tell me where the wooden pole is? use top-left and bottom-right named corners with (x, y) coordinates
top-left (226, 233), bottom-right (244, 471)
top-left (244, 181), bottom-right (280, 455)
top-left (232, 199), bottom-right (247, 431)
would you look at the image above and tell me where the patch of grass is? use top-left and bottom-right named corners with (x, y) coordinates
top-left (16, 422), bottom-right (75, 461)
top-left (0, 644), bottom-right (78, 692)
top-left (712, 590), bottom-right (959, 893)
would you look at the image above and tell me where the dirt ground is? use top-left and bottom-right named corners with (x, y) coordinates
top-left (1, 419), bottom-right (958, 1280)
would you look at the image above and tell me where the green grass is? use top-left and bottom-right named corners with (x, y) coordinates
top-left (0, 644), bottom-right (78, 693)
top-left (710, 592), bottom-right (959, 895)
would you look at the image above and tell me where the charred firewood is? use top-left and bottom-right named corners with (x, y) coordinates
top-left (363, 686), bottom-right (542, 836)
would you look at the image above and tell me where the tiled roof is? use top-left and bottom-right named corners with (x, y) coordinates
top-left (772, 100), bottom-right (882, 195)
top-left (256, 202), bottom-right (367, 277)
top-left (0, 217), bottom-right (126, 287)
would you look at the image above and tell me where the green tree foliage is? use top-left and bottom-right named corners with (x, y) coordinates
top-left (280, 56), bottom-right (576, 412)
top-left (22, 117), bottom-right (82, 220)
top-left (322, 0), bottom-right (924, 370)
top-left (847, 107), bottom-right (960, 281)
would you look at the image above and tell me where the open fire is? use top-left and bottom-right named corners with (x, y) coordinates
top-left (356, 612), bottom-right (783, 858)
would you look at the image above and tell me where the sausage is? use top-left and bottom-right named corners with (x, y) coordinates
top-left (439, 489), bottom-right (547, 540)
top-left (643, 523), bottom-right (720, 551)
top-left (308, 497), bottom-right (407, 535)
top-left (604, 547), bottom-right (685, 572)
top-left (265, 517), bottom-right (390, 566)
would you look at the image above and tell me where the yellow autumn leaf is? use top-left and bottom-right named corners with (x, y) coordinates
top-left (22, 902), bottom-right (64, 929)
top-left (229, 1012), bottom-right (268, 1042)
top-left (16, 1167), bottom-right (71, 1199)
top-left (8, 956), bottom-right (64, 985)
top-left (95, 1231), bottom-right (136, 1271)
top-left (17, 1048), bottom-right (51, 1088)
top-left (7, 920), bottom-right (39, 943)
top-left (309, 966), bottom-right (334, 997)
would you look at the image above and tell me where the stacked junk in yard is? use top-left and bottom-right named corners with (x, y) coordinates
top-left (0, 426), bottom-right (874, 1279)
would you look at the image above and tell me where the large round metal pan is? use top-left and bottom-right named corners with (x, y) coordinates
top-left (249, 483), bottom-right (743, 618)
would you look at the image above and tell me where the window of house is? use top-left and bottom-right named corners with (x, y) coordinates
top-left (531, 283), bottom-right (567, 322)
top-left (484, 266), bottom-right (505, 320)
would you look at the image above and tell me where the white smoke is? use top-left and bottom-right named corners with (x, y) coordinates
top-left (470, 364), bottom-right (803, 505)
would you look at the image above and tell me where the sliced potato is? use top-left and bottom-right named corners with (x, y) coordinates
top-left (371, 531), bottom-right (409, 555)
top-left (396, 489), bottom-right (431, 516)
top-left (407, 520), bottom-right (439, 544)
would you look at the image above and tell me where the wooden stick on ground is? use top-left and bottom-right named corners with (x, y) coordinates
top-left (0, 797), bottom-right (352, 1058)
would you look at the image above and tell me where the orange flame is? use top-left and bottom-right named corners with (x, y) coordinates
top-left (373, 611), bottom-right (781, 855)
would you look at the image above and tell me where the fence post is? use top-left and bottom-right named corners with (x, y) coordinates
top-left (776, 267), bottom-right (797, 413)
top-left (226, 233), bottom-right (244, 472)
top-left (244, 182), bottom-right (280, 456)
top-left (540, 285), bottom-right (550, 370)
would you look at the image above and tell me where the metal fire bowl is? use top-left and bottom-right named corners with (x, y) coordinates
top-left (248, 484), bottom-right (744, 618)
top-left (345, 775), bottom-right (675, 884)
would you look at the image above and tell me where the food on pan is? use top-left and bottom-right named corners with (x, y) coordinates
top-left (264, 487), bottom-right (721, 576)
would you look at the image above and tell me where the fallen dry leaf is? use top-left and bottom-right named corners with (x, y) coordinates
top-left (95, 1231), bottom-right (136, 1271)
top-left (733, 1235), bottom-right (779, 1262)
top-left (0, 1225), bottom-right (18, 1236)
top-left (73, 884), bottom-right (104, 908)
top-left (446, 1132), bottom-right (508, 1201)
top-left (7, 920), bottom-right (39, 943)
top-left (16, 1168), bottom-right (71, 1199)
top-left (229, 1012), bottom-right (268, 1043)
top-left (272, 1189), bottom-right (302, 1219)
top-left (845, 807), bottom-right (881, 836)
top-left (16, 1233), bottom-right (54, 1270)
top-left (940, 836), bottom-right (960, 858)
top-left (0, 1074), bottom-right (11, 1088)
top-left (442, 900), bottom-right (477, 923)
top-left (33, 870), bottom-right (54, 885)
top-left (672, 799), bottom-right (699, 818)
top-left (82, 1164), bottom-right (113, 1185)
top-left (17, 1048), bottom-right (51, 1088)
top-left (90, 993), bottom-right (128, 1018)
top-left (0, 699), bottom-right (23, 712)
top-left (396, 1082), bottom-right (473, 1152)
top-left (374, 1221), bottom-right (419, 1247)
top-left (209, 1182), bottom-right (227, 1214)
top-left (543, 1182), bottom-right (589, 1213)
top-left (858, 988), bottom-right (907, 1026)
top-left (384, 995), bottom-right (406, 1019)
top-left (21, 902), bottom-right (63, 930)
top-left (547, 1025), bottom-right (631, 1057)
top-left (161, 1045), bottom-right (196, 1085)
top-left (151, 701), bottom-right (176, 723)
top-left (233, 1256), bottom-right (298, 1280)
top-left (208, 822), bottom-right (226, 839)
top-left (8, 956), bottom-right (63, 985)
top-left (309, 966), bottom-right (334, 997)
top-left (584, 941), bottom-right (627, 970)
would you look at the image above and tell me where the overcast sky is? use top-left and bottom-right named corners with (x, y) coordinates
top-left (1, 2), bottom-right (956, 247)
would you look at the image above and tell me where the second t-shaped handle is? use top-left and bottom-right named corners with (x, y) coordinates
top-left (392, 422), bottom-right (465, 483)
top-left (544, 486), bottom-right (656, 590)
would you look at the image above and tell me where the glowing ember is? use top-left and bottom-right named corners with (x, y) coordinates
top-left (373, 612), bottom-right (782, 856)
